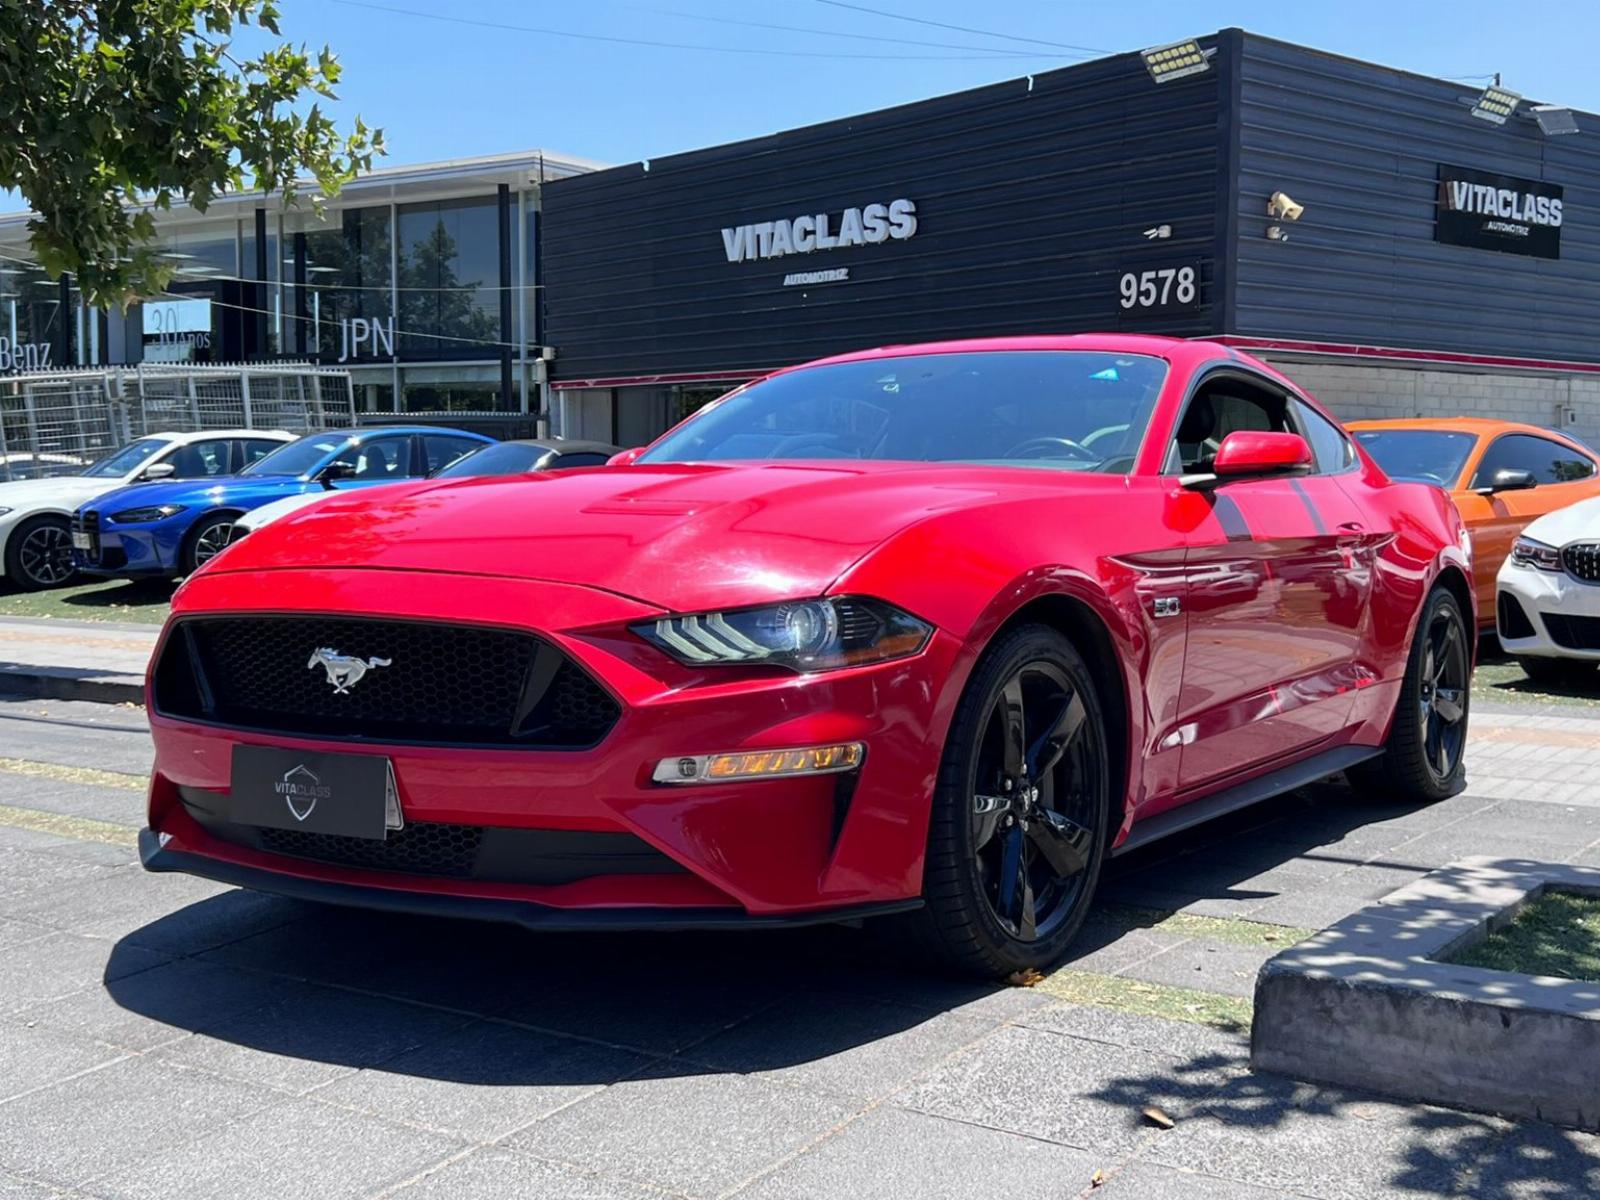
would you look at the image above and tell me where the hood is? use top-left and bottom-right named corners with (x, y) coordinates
top-left (84, 474), bottom-right (310, 516)
top-left (0, 475), bottom-right (117, 511)
top-left (1522, 494), bottom-right (1600, 547)
top-left (210, 462), bottom-right (1070, 611)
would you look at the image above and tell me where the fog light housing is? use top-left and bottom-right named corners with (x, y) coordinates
top-left (653, 742), bottom-right (865, 784)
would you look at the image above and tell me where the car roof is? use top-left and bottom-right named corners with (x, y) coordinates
top-left (147, 429), bottom-right (298, 444)
top-left (337, 426), bottom-right (493, 440)
top-left (795, 334), bottom-right (1225, 373)
top-left (498, 439), bottom-right (621, 455)
top-left (1346, 417), bottom-right (1558, 437)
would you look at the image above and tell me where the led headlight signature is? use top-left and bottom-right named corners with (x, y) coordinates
top-left (1509, 537), bottom-right (1562, 572)
top-left (109, 504), bottom-right (187, 524)
top-left (634, 597), bottom-right (930, 672)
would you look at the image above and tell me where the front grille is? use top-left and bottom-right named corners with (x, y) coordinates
top-left (1498, 592), bottom-right (1537, 641)
top-left (179, 789), bottom-right (684, 884)
top-left (1563, 543), bottom-right (1600, 584)
top-left (1542, 612), bottom-right (1600, 651)
top-left (260, 822), bottom-right (483, 878)
top-left (73, 510), bottom-right (101, 563)
top-left (153, 616), bottom-right (619, 747)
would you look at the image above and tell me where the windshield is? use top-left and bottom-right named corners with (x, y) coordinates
top-left (83, 439), bottom-right (169, 479)
top-left (242, 433), bottom-right (346, 477)
top-left (434, 442), bottom-right (544, 478)
top-left (1353, 430), bottom-right (1478, 486)
top-left (638, 351), bottom-right (1169, 473)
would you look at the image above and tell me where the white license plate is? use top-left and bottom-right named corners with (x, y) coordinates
top-left (71, 532), bottom-right (91, 550)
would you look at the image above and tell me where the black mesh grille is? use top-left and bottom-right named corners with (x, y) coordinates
top-left (1563, 543), bottom-right (1600, 584)
top-left (154, 616), bottom-right (619, 748)
top-left (1497, 592), bottom-right (1537, 641)
top-left (260, 822), bottom-right (483, 878)
top-left (1543, 612), bottom-right (1600, 651)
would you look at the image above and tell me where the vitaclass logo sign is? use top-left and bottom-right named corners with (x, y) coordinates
top-left (1436, 165), bottom-right (1563, 259)
top-left (720, 199), bottom-right (917, 263)
top-left (1442, 180), bottom-right (1562, 230)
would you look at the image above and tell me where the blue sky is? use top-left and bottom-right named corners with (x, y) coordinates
top-left (264, 0), bottom-right (1593, 169)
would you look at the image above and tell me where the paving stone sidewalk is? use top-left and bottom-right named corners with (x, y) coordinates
top-left (0, 694), bottom-right (1597, 1197)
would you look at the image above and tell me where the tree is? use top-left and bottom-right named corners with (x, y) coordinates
top-left (0, 0), bottom-right (384, 308)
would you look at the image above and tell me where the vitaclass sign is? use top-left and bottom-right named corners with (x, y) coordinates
top-left (1436, 165), bottom-right (1562, 259)
top-left (720, 199), bottom-right (917, 263)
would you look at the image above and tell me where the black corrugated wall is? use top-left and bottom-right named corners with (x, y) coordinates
top-left (1232, 34), bottom-right (1600, 362)
top-left (543, 41), bottom-right (1230, 383)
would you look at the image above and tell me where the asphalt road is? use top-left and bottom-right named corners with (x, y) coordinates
top-left (1, 694), bottom-right (1599, 1198)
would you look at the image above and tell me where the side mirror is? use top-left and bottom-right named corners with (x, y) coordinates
top-left (318, 460), bottom-right (355, 489)
top-left (1476, 468), bottom-right (1536, 495)
top-left (606, 447), bottom-right (645, 467)
top-left (1187, 431), bottom-right (1313, 487)
top-left (141, 462), bottom-right (176, 481)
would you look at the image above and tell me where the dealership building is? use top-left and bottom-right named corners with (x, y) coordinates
top-left (3, 29), bottom-right (1599, 446)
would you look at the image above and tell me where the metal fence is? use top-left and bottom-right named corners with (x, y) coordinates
top-left (0, 362), bottom-right (356, 481)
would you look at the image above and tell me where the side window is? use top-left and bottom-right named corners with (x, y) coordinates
top-left (164, 439), bottom-right (231, 479)
top-left (1167, 375), bottom-right (1292, 474)
top-left (239, 439), bottom-right (284, 469)
top-left (329, 435), bottom-right (411, 480)
top-left (1472, 434), bottom-right (1598, 488)
top-left (1292, 401), bottom-right (1356, 475)
top-left (423, 435), bottom-right (484, 475)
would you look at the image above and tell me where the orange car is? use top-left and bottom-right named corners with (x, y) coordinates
top-left (1348, 418), bottom-right (1600, 627)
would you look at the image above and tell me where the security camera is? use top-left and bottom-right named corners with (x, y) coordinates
top-left (1267, 192), bottom-right (1305, 221)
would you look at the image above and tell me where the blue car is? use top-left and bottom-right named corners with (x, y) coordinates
top-left (73, 425), bottom-right (494, 579)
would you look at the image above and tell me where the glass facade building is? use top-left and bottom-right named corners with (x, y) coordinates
top-left (0, 150), bottom-right (602, 425)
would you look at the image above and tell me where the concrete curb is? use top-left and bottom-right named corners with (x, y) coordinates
top-left (1251, 857), bottom-right (1600, 1130)
top-left (0, 664), bottom-right (144, 706)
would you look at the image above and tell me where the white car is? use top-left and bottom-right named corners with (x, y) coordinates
top-left (0, 429), bottom-right (295, 590)
top-left (1496, 492), bottom-right (1600, 685)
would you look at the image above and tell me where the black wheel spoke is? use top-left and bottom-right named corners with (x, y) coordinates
top-left (1017, 868), bottom-right (1037, 940)
top-left (995, 824), bottom-right (1024, 922)
top-left (1432, 687), bottom-right (1465, 725)
top-left (999, 676), bottom-right (1026, 785)
top-left (1027, 809), bottom-right (1092, 878)
top-left (1027, 689), bottom-right (1086, 780)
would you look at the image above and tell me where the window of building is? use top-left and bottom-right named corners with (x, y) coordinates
top-left (396, 198), bottom-right (501, 358)
top-left (288, 206), bottom-right (393, 361)
top-left (1472, 434), bottom-right (1598, 487)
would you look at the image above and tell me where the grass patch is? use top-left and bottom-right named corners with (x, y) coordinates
top-left (1099, 903), bottom-right (1313, 948)
top-left (0, 803), bottom-right (138, 848)
top-left (0, 757), bottom-right (147, 791)
top-left (0, 579), bottom-right (174, 624)
top-left (1037, 969), bottom-right (1253, 1032)
top-left (1449, 890), bottom-right (1600, 984)
top-left (1473, 655), bottom-right (1600, 710)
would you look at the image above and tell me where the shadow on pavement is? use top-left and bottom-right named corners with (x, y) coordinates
top-left (1087, 1048), bottom-right (1600, 1197)
top-left (60, 579), bottom-right (176, 610)
top-left (105, 898), bottom-right (1039, 1083)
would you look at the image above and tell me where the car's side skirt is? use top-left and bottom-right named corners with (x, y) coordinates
top-left (1113, 744), bottom-right (1383, 857)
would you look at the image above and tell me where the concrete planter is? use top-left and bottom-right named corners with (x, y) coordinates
top-left (1252, 857), bottom-right (1600, 1130)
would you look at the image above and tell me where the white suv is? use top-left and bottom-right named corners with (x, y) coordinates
top-left (1496, 493), bottom-right (1600, 686)
top-left (0, 430), bottom-right (294, 590)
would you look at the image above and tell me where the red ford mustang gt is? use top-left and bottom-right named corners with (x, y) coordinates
top-left (141, 336), bottom-right (1474, 975)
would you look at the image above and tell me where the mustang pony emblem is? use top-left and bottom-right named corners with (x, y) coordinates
top-left (307, 647), bottom-right (392, 694)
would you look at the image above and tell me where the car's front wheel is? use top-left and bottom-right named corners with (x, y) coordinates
top-left (183, 512), bottom-right (240, 575)
top-left (4, 515), bottom-right (78, 591)
top-left (907, 624), bottom-right (1111, 977)
top-left (1349, 585), bottom-right (1470, 803)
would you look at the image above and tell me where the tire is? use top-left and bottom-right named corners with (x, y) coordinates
top-left (182, 512), bottom-right (240, 576)
top-left (1349, 586), bottom-right (1470, 804)
top-left (1517, 656), bottom-right (1596, 689)
top-left (902, 623), bottom-right (1112, 978)
top-left (3, 514), bottom-right (78, 591)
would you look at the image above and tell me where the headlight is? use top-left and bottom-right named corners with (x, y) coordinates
top-left (633, 597), bottom-right (932, 672)
top-left (109, 504), bottom-right (187, 524)
top-left (1510, 537), bottom-right (1562, 571)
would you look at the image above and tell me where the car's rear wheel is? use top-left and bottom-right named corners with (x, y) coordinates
top-left (1349, 585), bottom-right (1470, 803)
top-left (906, 624), bottom-right (1111, 977)
top-left (1517, 656), bottom-right (1596, 688)
top-left (183, 512), bottom-right (240, 575)
top-left (4, 515), bottom-right (77, 591)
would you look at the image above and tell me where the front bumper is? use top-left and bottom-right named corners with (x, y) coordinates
top-left (1496, 562), bottom-right (1600, 661)
top-left (145, 566), bottom-right (968, 919)
top-left (139, 829), bottom-right (922, 930)
top-left (74, 522), bottom-right (180, 577)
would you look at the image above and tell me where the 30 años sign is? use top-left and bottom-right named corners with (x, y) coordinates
top-left (1437, 165), bottom-right (1563, 259)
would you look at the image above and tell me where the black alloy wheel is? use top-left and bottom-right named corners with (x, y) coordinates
top-left (1417, 602), bottom-right (1470, 784)
top-left (1349, 586), bottom-right (1470, 803)
top-left (186, 513), bottom-right (238, 574)
top-left (6, 516), bottom-right (77, 590)
top-left (906, 624), bottom-right (1111, 976)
